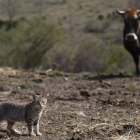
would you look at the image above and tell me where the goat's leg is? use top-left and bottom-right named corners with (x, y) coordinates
top-left (131, 53), bottom-right (140, 76)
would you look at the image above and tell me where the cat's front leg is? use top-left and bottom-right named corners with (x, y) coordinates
top-left (28, 126), bottom-right (36, 136)
top-left (27, 121), bottom-right (36, 136)
top-left (34, 120), bottom-right (42, 136)
top-left (36, 123), bottom-right (42, 136)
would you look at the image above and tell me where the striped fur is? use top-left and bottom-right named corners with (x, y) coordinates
top-left (0, 93), bottom-right (48, 136)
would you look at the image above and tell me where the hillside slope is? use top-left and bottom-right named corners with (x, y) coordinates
top-left (0, 68), bottom-right (140, 139)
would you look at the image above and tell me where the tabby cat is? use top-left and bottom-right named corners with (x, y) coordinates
top-left (0, 93), bottom-right (48, 136)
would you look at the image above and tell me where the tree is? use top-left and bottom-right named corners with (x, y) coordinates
top-left (0, 0), bottom-right (20, 20)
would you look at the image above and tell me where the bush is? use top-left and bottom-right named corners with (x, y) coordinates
top-left (0, 18), bottom-right (25, 31)
top-left (100, 43), bottom-right (134, 74)
top-left (98, 15), bottom-right (104, 20)
top-left (0, 17), bottom-right (134, 74)
top-left (73, 42), bottom-right (101, 73)
top-left (84, 20), bottom-right (110, 33)
top-left (11, 17), bottom-right (65, 69)
top-left (0, 17), bottom-right (66, 70)
top-left (73, 41), bottom-right (133, 74)
top-left (41, 41), bottom-right (76, 72)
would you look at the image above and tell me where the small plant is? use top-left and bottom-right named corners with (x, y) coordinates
top-left (126, 73), bottom-right (133, 77)
top-left (71, 109), bottom-right (74, 112)
top-left (50, 70), bottom-right (64, 75)
top-left (126, 85), bottom-right (137, 91)
top-left (89, 9), bottom-right (93, 12)
top-left (63, 16), bottom-right (66, 20)
top-left (2, 81), bottom-right (33, 90)
top-left (79, 4), bottom-right (82, 9)
top-left (17, 83), bottom-right (32, 90)
top-left (2, 81), bottom-right (13, 85)
top-left (98, 15), bottom-right (104, 20)
top-left (108, 85), bottom-right (112, 89)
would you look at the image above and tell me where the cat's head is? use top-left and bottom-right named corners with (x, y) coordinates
top-left (33, 93), bottom-right (49, 109)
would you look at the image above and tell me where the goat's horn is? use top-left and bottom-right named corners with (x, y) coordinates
top-left (116, 10), bottom-right (125, 15)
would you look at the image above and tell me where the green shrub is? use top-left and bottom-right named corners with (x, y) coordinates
top-left (3, 17), bottom-right (66, 69)
top-left (98, 15), bottom-right (104, 20)
top-left (84, 20), bottom-right (110, 33)
top-left (99, 43), bottom-right (133, 74)
top-left (41, 41), bottom-right (76, 72)
top-left (126, 85), bottom-right (137, 91)
top-left (73, 42), bottom-right (101, 73)
top-left (72, 41), bottom-right (133, 74)
top-left (0, 17), bottom-right (135, 74)
top-left (0, 18), bottom-right (25, 30)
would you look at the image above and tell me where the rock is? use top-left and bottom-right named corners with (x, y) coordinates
top-left (110, 90), bottom-right (116, 95)
top-left (97, 88), bottom-right (110, 94)
top-left (76, 111), bottom-right (86, 117)
top-left (0, 85), bottom-right (9, 91)
top-left (46, 69), bottom-right (52, 73)
top-left (32, 78), bottom-right (43, 83)
top-left (64, 77), bottom-right (68, 81)
top-left (80, 90), bottom-right (90, 98)
top-left (103, 81), bottom-right (112, 86)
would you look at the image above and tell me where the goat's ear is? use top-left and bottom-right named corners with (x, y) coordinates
top-left (138, 11), bottom-right (140, 20)
top-left (116, 10), bottom-right (125, 17)
top-left (44, 93), bottom-right (49, 98)
top-left (33, 93), bottom-right (37, 100)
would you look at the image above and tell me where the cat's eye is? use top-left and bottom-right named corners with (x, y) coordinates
top-left (42, 101), bottom-right (44, 103)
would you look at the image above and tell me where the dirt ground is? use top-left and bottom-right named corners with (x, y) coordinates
top-left (1, 68), bottom-right (140, 140)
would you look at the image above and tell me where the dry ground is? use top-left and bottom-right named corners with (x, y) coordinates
top-left (0, 68), bottom-right (140, 139)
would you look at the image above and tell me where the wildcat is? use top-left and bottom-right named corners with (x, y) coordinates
top-left (0, 93), bottom-right (48, 136)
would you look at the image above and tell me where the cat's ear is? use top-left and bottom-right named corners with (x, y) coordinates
top-left (43, 93), bottom-right (49, 98)
top-left (33, 93), bottom-right (38, 100)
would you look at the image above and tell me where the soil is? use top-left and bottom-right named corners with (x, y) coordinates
top-left (0, 68), bottom-right (140, 140)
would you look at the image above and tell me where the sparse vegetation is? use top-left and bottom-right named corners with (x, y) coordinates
top-left (126, 85), bottom-right (137, 91)
top-left (0, 68), bottom-right (140, 139)
top-left (2, 81), bottom-right (39, 90)
top-left (98, 14), bottom-right (104, 20)
top-left (0, 0), bottom-right (135, 74)
top-left (49, 70), bottom-right (64, 75)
